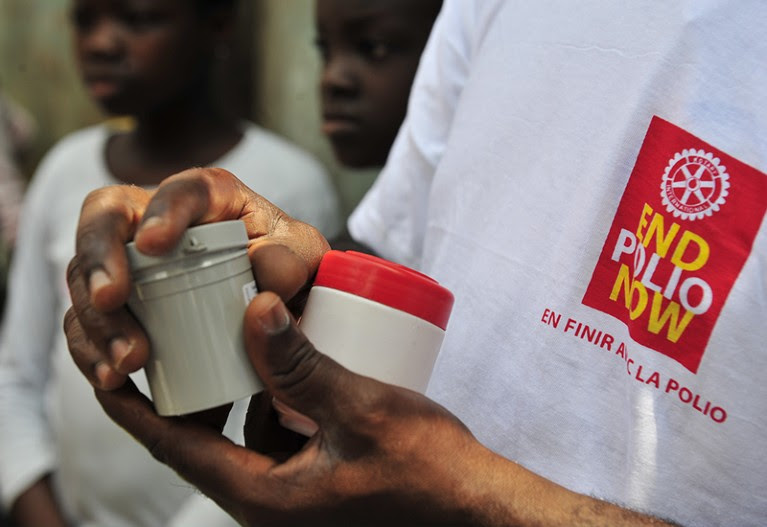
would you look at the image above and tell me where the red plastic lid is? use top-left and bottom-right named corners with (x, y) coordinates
top-left (312, 250), bottom-right (454, 330)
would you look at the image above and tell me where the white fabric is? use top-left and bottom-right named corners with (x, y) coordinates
top-left (349, 2), bottom-right (767, 526)
top-left (0, 121), bottom-right (340, 527)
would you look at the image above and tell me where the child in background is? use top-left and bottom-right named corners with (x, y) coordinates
top-left (0, 1), bottom-right (339, 527)
top-left (314, 0), bottom-right (441, 252)
top-left (315, 0), bottom-right (442, 169)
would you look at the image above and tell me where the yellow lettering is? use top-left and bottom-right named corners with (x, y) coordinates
top-left (610, 264), bottom-right (648, 319)
top-left (644, 213), bottom-right (680, 258)
top-left (610, 264), bottom-right (632, 306)
top-left (636, 203), bottom-right (654, 243)
top-left (670, 231), bottom-right (710, 271)
top-left (630, 281), bottom-right (648, 320)
top-left (648, 292), bottom-right (695, 342)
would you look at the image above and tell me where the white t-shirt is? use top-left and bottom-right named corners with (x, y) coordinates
top-left (0, 121), bottom-right (340, 527)
top-left (349, 1), bottom-right (767, 525)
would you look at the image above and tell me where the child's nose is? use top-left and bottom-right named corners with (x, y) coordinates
top-left (79, 17), bottom-right (124, 58)
top-left (321, 55), bottom-right (359, 97)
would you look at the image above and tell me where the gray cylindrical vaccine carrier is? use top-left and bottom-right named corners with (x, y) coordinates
top-left (126, 220), bottom-right (261, 416)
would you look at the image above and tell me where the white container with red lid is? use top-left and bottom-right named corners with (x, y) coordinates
top-left (298, 250), bottom-right (454, 393)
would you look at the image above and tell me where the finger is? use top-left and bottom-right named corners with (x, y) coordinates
top-left (243, 292), bottom-right (377, 434)
top-left (64, 307), bottom-right (126, 390)
top-left (134, 167), bottom-right (273, 254)
top-left (245, 211), bottom-right (330, 305)
top-left (95, 379), bottom-right (277, 509)
top-left (133, 168), bottom-right (238, 255)
top-left (75, 185), bottom-right (152, 312)
top-left (134, 168), bottom-right (329, 302)
top-left (248, 242), bottom-right (318, 305)
top-left (66, 256), bottom-right (150, 379)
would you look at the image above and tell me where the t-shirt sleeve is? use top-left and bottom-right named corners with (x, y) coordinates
top-left (347, 0), bottom-right (477, 269)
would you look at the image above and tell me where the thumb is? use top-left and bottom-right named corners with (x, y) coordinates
top-left (243, 291), bottom-right (355, 431)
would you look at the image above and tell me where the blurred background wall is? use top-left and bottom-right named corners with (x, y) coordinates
top-left (0, 0), bottom-right (377, 220)
top-left (0, 0), bottom-right (102, 178)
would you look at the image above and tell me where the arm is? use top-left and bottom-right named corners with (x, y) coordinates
top-left (9, 476), bottom-right (69, 527)
top-left (63, 169), bottom-right (680, 526)
top-left (0, 166), bottom-right (67, 526)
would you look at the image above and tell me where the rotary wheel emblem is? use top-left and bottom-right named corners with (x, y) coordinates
top-left (660, 149), bottom-right (729, 221)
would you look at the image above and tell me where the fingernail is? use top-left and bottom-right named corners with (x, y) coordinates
top-left (89, 269), bottom-right (112, 296)
top-left (279, 414), bottom-right (319, 437)
top-left (110, 338), bottom-right (134, 373)
top-left (94, 361), bottom-right (114, 387)
top-left (257, 299), bottom-right (291, 334)
top-left (140, 216), bottom-right (166, 231)
top-left (271, 396), bottom-right (302, 416)
top-left (272, 398), bottom-right (319, 437)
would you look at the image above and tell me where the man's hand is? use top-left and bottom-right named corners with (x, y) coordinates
top-left (66, 291), bottom-right (679, 526)
top-left (62, 167), bottom-right (680, 527)
top-left (67, 291), bottom-right (492, 526)
top-left (64, 167), bottom-right (329, 391)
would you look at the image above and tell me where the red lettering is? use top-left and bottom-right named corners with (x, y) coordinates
top-left (645, 371), bottom-right (660, 388)
top-left (541, 308), bottom-right (561, 328)
top-left (710, 407), bottom-right (727, 423)
top-left (581, 325), bottom-right (600, 343)
top-left (665, 378), bottom-right (680, 393)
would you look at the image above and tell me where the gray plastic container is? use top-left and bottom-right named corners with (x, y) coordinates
top-left (126, 220), bottom-right (262, 416)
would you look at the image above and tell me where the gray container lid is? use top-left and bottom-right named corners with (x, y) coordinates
top-left (126, 220), bottom-right (249, 272)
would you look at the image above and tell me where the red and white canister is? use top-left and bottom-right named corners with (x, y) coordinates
top-left (298, 250), bottom-right (455, 393)
top-left (276, 250), bottom-right (454, 436)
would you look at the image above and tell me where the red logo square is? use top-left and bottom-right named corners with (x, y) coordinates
top-left (582, 116), bottom-right (767, 373)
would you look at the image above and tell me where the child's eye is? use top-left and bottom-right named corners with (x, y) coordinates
top-left (70, 7), bottom-right (96, 31)
top-left (314, 37), bottom-right (329, 62)
top-left (120, 9), bottom-right (165, 31)
top-left (359, 39), bottom-right (392, 61)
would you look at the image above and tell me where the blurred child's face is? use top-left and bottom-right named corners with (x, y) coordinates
top-left (316, 0), bottom-right (441, 168)
top-left (70, 0), bottom-right (215, 116)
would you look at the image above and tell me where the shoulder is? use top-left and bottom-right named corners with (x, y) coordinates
top-left (25, 124), bottom-right (109, 203)
top-left (34, 124), bottom-right (107, 178)
top-left (42, 124), bottom-right (106, 158)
